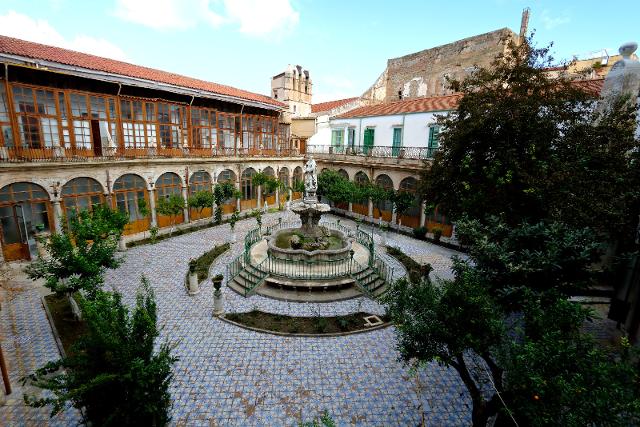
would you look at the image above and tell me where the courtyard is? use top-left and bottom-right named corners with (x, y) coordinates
top-left (0, 211), bottom-right (470, 426)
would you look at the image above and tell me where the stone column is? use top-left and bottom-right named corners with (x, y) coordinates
top-left (148, 188), bottom-right (157, 228)
top-left (52, 198), bottom-right (63, 234)
top-left (257, 185), bottom-right (262, 208)
top-left (368, 198), bottom-right (373, 218)
top-left (235, 179), bottom-right (241, 212)
top-left (420, 200), bottom-right (427, 228)
top-left (391, 203), bottom-right (398, 225)
top-left (348, 202), bottom-right (353, 214)
top-left (275, 187), bottom-right (279, 208)
top-left (182, 185), bottom-right (190, 222)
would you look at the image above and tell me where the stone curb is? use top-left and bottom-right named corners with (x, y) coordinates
top-left (217, 314), bottom-right (392, 337)
top-left (40, 295), bottom-right (66, 358)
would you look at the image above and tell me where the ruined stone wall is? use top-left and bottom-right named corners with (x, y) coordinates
top-left (362, 28), bottom-right (517, 103)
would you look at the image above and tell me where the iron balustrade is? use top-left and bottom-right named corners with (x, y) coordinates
top-left (0, 145), bottom-right (301, 163)
top-left (265, 256), bottom-right (355, 280)
top-left (306, 144), bottom-right (438, 160)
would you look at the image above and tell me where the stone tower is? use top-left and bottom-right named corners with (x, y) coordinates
top-left (271, 65), bottom-right (312, 118)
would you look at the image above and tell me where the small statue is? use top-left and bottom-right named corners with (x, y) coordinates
top-left (303, 156), bottom-right (318, 202)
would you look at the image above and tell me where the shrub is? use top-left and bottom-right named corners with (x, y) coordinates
top-left (413, 226), bottom-right (427, 239)
top-left (431, 226), bottom-right (443, 242)
top-left (386, 246), bottom-right (431, 284)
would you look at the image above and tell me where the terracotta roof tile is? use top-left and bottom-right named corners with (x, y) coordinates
top-left (335, 94), bottom-right (462, 119)
top-left (311, 97), bottom-right (358, 113)
top-left (334, 79), bottom-right (604, 119)
top-left (0, 35), bottom-right (285, 108)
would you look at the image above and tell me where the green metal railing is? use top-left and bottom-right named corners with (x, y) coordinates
top-left (244, 257), bottom-right (268, 296)
top-left (226, 252), bottom-right (245, 284)
top-left (266, 255), bottom-right (354, 279)
top-left (372, 254), bottom-right (394, 284)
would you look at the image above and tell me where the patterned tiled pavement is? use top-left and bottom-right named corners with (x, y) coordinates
top-left (1, 212), bottom-right (472, 426)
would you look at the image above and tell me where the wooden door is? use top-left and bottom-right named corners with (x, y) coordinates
top-left (0, 205), bottom-right (30, 261)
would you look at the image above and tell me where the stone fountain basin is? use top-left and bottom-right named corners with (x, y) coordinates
top-left (267, 228), bottom-right (353, 262)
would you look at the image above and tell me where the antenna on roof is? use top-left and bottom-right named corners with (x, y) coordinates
top-left (519, 7), bottom-right (530, 44)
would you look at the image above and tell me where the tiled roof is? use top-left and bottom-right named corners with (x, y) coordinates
top-left (335, 79), bottom-right (605, 119)
top-left (311, 97), bottom-right (358, 113)
top-left (0, 35), bottom-right (284, 108)
top-left (570, 78), bottom-right (604, 96)
top-left (335, 94), bottom-right (462, 119)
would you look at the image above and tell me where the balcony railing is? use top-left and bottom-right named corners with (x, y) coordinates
top-left (306, 144), bottom-right (438, 160)
top-left (0, 145), bottom-right (301, 163)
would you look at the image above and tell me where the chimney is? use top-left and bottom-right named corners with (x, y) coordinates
top-left (519, 7), bottom-right (530, 44)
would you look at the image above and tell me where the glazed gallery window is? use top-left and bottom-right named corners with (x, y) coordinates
top-left (191, 108), bottom-right (218, 149)
top-left (0, 84), bottom-right (14, 148)
top-left (12, 86), bottom-right (60, 149)
top-left (113, 174), bottom-right (148, 222)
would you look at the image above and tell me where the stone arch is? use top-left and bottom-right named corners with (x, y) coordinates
top-left (241, 167), bottom-right (258, 210)
top-left (216, 169), bottom-right (238, 214)
top-left (337, 169), bottom-right (349, 180)
top-left (0, 181), bottom-right (53, 261)
top-left (279, 167), bottom-right (290, 187)
top-left (112, 173), bottom-right (150, 235)
top-left (61, 177), bottom-right (105, 227)
top-left (263, 166), bottom-right (275, 177)
top-left (155, 172), bottom-right (184, 228)
top-left (189, 170), bottom-right (213, 220)
top-left (398, 176), bottom-right (420, 228)
top-left (374, 174), bottom-right (394, 221)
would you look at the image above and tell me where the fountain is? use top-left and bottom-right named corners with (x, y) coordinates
top-left (227, 156), bottom-right (392, 302)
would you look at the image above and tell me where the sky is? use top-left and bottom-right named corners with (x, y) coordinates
top-left (0, 0), bottom-right (638, 103)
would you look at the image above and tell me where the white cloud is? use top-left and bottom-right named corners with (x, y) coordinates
top-left (114, 0), bottom-right (298, 39)
top-left (313, 74), bottom-right (357, 103)
top-left (222, 0), bottom-right (299, 38)
top-left (540, 9), bottom-right (570, 30)
top-left (114, 0), bottom-right (223, 30)
top-left (0, 11), bottom-right (127, 60)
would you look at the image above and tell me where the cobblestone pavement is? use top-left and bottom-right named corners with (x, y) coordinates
top-left (1, 211), bottom-right (471, 426)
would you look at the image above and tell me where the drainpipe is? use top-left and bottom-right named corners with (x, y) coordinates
top-left (239, 104), bottom-right (245, 156)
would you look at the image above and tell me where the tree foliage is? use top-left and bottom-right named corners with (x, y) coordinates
top-left (25, 205), bottom-right (127, 298)
top-left (419, 36), bottom-right (640, 247)
top-left (213, 181), bottom-right (236, 224)
top-left (187, 190), bottom-right (214, 215)
top-left (22, 278), bottom-right (177, 426)
top-left (156, 194), bottom-right (185, 234)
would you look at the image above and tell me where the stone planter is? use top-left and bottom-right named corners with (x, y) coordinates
top-left (379, 231), bottom-right (387, 247)
top-left (212, 277), bottom-right (224, 316)
top-left (188, 272), bottom-right (200, 295)
top-left (230, 230), bottom-right (237, 243)
top-left (118, 237), bottom-right (127, 251)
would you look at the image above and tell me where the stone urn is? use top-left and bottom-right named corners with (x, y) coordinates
top-left (212, 274), bottom-right (224, 316)
top-left (188, 259), bottom-right (200, 295)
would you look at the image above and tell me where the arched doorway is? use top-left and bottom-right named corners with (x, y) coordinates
top-left (334, 169), bottom-right (350, 210)
top-left (278, 167), bottom-right (290, 205)
top-left (399, 177), bottom-right (420, 228)
top-left (189, 171), bottom-right (212, 221)
top-left (374, 174), bottom-right (394, 222)
top-left (426, 205), bottom-right (453, 237)
top-left (241, 168), bottom-right (257, 211)
top-left (263, 167), bottom-right (276, 206)
top-left (155, 172), bottom-right (184, 228)
top-left (352, 171), bottom-right (370, 216)
top-left (292, 166), bottom-right (303, 200)
top-left (61, 177), bottom-right (105, 229)
top-left (217, 169), bottom-right (237, 214)
top-left (113, 174), bottom-right (149, 235)
top-left (0, 182), bottom-right (52, 261)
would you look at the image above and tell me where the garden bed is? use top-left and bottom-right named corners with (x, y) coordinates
top-left (44, 294), bottom-right (87, 354)
top-left (190, 242), bottom-right (231, 282)
top-left (225, 310), bottom-right (390, 335)
top-left (386, 246), bottom-right (429, 283)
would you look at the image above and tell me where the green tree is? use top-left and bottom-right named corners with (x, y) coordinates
top-left (25, 205), bottom-right (128, 318)
top-left (213, 182), bottom-right (235, 224)
top-left (419, 37), bottom-right (640, 246)
top-left (187, 190), bottom-right (214, 218)
top-left (455, 216), bottom-right (603, 308)
top-left (22, 278), bottom-right (177, 426)
top-left (156, 194), bottom-right (185, 235)
top-left (317, 170), bottom-right (355, 206)
top-left (391, 191), bottom-right (415, 229)
top-left (383, 271), bottom-right (505, 426)
top-left (368, 183), bottom-right (392, 222)
top-left (500, 295), bottom-right (640, 426)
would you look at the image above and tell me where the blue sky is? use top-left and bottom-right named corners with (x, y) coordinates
top-left (0, 0), bottom-right (638, 102)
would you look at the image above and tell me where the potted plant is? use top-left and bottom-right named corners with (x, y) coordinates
top-left (432, 226), bottom-right (443, 242)
top-left (188, 258), bottom-right (200, 295)
top-left (212, 274), bottom-right (223, 290)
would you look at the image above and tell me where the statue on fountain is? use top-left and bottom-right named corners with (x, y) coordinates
top-left (303, 156), bottom-right (318, 203)
top-left (291, 155), bottom-right (330, 237)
